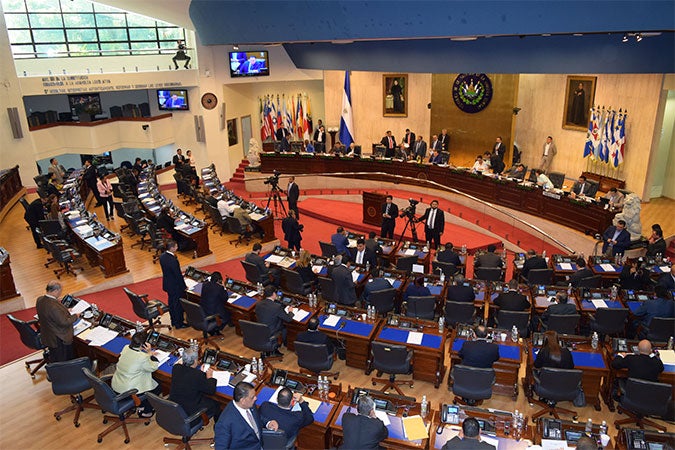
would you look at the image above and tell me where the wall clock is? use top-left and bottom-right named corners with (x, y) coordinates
top-left (201, 92), bottom-right (218, 110)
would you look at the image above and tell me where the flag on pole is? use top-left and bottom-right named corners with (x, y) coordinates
top-left (600, 109), bottom-right (614, 164)
top-left (265, 97), bottom-right (274, 140)
top-left (583, 107), bottom-right (598, 158)
top-left (305, 94), bottom-right (313, 136)
top-left (594, 107), bottom-right (606, 161)
top-left (270, 95), bottom-right (278, 134)
top-left (284, 96), bottom-right (293, 134)
top-left (296, 93), bottom-right (304, 138)
top-left (339, 70), bottom-right (354, 148)
top-left (612, 111), bottom-right (626, 167)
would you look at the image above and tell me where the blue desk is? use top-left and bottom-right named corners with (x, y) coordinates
top-left (230, 295), bottom-right (257, 309)
top-left (452, 339), bottom-right (521, 361)
top-left (318, 315), bottom-right (374, 337)
top-left (555, 263), bottom-right (578, 272)
top-left (100, 336), bottom-right (130, 354)
top-left (626, 301), bottom-right (642, 313)
top-left (254, 385), bottom-right (336, 425)
top-left (334, 405), bottom-right (426, 445)
top-left (593, 264), bottom-right (620, 273)
top-left (318, 315), bottom-right (378, 370)
top-left (378, 327), bottom-right (443, 350)
top-left (580, 299), bottom-right (624, 310)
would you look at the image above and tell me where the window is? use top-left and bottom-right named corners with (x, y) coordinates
top-left (2, 0), bottom-right (187, 59)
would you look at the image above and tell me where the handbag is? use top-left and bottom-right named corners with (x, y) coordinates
top-left (573, 386), bottom-right (586, 407)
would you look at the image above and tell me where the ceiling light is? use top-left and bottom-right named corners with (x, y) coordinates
top-left (233, 44), bottom-right (239, 50)
top-left (636, 33), bottom-right (643, 42)
top-left (622, 34), bottom-right (629, 42)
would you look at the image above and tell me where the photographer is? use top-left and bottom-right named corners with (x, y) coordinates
top-left (281, 210), bottom-right (303, 251)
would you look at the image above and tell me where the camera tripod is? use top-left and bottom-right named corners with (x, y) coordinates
top-left (264, 184), bottom-right (287, 219)
top-left (396, 214), bottom-right (420, 248)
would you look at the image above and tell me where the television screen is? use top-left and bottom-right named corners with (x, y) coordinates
top-left (229, 51), bottom-right (269, 77)
top-left (157, 89), bottom-right (189, 111)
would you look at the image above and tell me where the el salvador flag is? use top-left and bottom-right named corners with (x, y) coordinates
top-left (339, 70), bottom-right (354, 148)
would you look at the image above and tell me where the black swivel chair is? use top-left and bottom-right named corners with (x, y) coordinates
top-left (241, 260), bottom-right (271, 286)
top-left (124, 287), bottom-right (171, 332)
top-left (548, 172), bottom-right (565, 189)
top-left (319, 241), bottom-right (338, 259)
top-left (82, 367), bottom-right (151, 444)
top-left (444, 301), bottom-right (476, 328)
top-left (495, 310), bottom-right (530, 338)
top-left (395, 255), bottom-right (417, 273)
top-left (643, 317), bottom-right (675, 342)
top-left (474, 267), bottom-right (503, 282)
top-left (317, 276), bottom-right (337, 302)
top-left (526, 269), bottom-right (554, 285)
top-left (239, 320), bottom-right (282, 361)
top-left (262, 429), bottom-right (292, 450)
top-left (281, 268), bottom-right (312, 296)
top-left (543, 314), bottom-right (580, 335)
top-left (8, 314), bottom-right (49, 378)
top-left (368, 288), bottom-right (396, 316)
top-left (46, 357), bottom-right (99, 427)
top-left (577, 275), bottom-right (602, 289)
top-left (588, 307), bottom-right (629, 339)
top-left (450, 365), bottom-right (496, 406)
top-left (614, 378), bottom-right (672, 432)
top-left (432, 261), bottom-right (457, 277)
top-left (180, 299), bottom-right (222, 350)
top-left (530, 368), bottom-right (583, 421)
top-left (369, 341), bottom-right (413, 396)
top-left (146, 392), bottom-right (213, 450)
top-left (295, 342), bottom-right (339, 379)
top-left (404, 296), bottom-right (436, 320)
top-left (226, 217), bottom-right (250, 247)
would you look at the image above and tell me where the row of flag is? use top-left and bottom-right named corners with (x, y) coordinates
top-left (583, 106), bottom-right (627, 168)
top-left (259, 93), bottom-right (313, 141)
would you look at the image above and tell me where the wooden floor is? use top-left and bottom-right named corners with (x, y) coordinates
top-left (1, 189), bottom-right (674, 449)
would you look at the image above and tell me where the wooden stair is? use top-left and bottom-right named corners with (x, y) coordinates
top-left (228, 160), bottom-right (249, 185)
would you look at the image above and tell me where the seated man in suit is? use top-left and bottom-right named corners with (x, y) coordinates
top-left (505, 163), bottom-right (526, 180)
top-left (339, 395), bottom-right (388, 450)
top-left (570, 175), bottom-right (591, 198)
top-left (361, 272), bottom-right (393, 304)
top-left (446, 274), bottom-right (476, 303)
top-left (436, 242), bottom-right (462, 266)
top-left (331, 226), bottom-right (351, 258)
top-left (458, 325), bottom-right (500, 368)
top-left (245, 242), bottom-right (280, 286)
top-left (429, 148), bottom-right (443, 164)
top-left (296, 316), bottom-right (336, 355)
top-left (215, 381), bottom-right (278, 450)
top-left (611, 339), bottom-right (664, 383)
top-left (541, 292), bottom-right (578, 324)
top-left (404, 276), bottom-right (431, 302)
top-left (474, 244), bottom-right (503, 268)
top-left (521, 249), bottom-right (548, 280)
top-left (351, 238), bottom-right (377, 268)
top-left (442, 417), bottom-right (495, 450)
top-left (633, 284), bottom-right (674, 332)
top-left (331, 254), bottom-right (358, 306)
top-left (169, 347), bottom-right (220, 421)
top-left (365, 231), bottom-right (383, 256)
top-left (657, 265), bottom-right (675, 290)
top-left (604, 187), bottom-right (625, 210)
top-left (601, 219), bottom-right (631, 256)
top-left (259, 387), bottom-right (314, 444)
top-left (494, 279), bottom-right (530, 311)
top-left (199, 271), bottom-right (232, 333)
top-left (255, 285), bottom-right (293, 350)
top-left (568, 257), bottom-right (594, 287)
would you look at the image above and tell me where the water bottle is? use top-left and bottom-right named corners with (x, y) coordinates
top-left (567, 283), bottom-right (573, 296)
top-left (420, 395), bottom-right (428, 418)
top-left (439, 269), bottom-right (445, 284)
top-left (438, 316), bottom-right (445, 333)
top-left (542, 250), bottom-right (547, 258)
top-left (599, 420), bottom-right (608, 435)
top-left (257, 282), bottom-right (263, 295)
top-left (667, 336), bottom-right (673, 350)
top-left (462, 244), bottom-right (467, 255)
top-left (591, 332), bottom-right (599, 350)
top-left (585, 418), bottom-right (593, 434)
top-left (511, 325), bottom-right (519, 342)
top-left (610, 285), bottom-right (618, 300)
top-left (136, 321), bottom-right (144, 333)
top-left (512, 409), bottom-right (519, 432)
top-left (251, 357), bottom-right (258, 374)
top-left (365, 261), bottom-right (370, 272)
top-left (502, 247), bottom-right (507, 260)
top-left (258, 357), bottom-right (264, 374)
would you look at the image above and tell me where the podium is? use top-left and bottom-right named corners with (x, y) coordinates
top-left (362, 191), bottom-right (387, 227)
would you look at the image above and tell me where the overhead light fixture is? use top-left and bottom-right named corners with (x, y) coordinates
top-left (233, 44), bottom-right (239, 50)
top-left (450, 36), bottom-right (478, 41)
top-left (622, 34), bottom-right (629, 42)
top-left (636, 33), bottom-right (643, 42)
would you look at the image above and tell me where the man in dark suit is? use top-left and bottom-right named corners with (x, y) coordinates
top-left (156, 207), bottom-right (193, 252)
top-left (445, 274), bottom-right (475, 303)
top-left (215, 382), bottom-right (278, 450)
top-left (255, 285), bottom-right (293, 348)
top-left (430, 134), bottom-right (442, 152)
top-left (339, 395), bottom-right (388, 450)
top-left (35, 281), bottom-right (78, 362)
top-left (362, 273), bottom-right (394, 304)
top-left (331, 255), bottom-right (358, 306)
top-left (172, 148), bottom-right (186, 167)
top-left (412, 135), bottom-right (427, 160)
top-left (199, 271), bottom-right (231, 332)
top-left (541, 292), bottom-right (578, 324)
top-left (401, 128), bottom-right (416, 152)
top-left (83, 159), bottom-right (102, 206)
top-left (417, 199), bottom-right (444, 249)
top-left (610, 339), bottom-right (664, 382)
top-left (458, 325), bottom-right (500, 368)
top-left (276, 124), bottom-right (290, 142)
top-left (646, 224), bottom-right (667, 257)
top-left (429, 148), bottom-right (443, 164)
top-left (474, 244), bottom-right (503, 268)
top-left (602, 220), bottom-right (631, 256)
top-left (492, 136), bottom-right (506, 161)
top-left (25, 195), bottom-right (47, 248)
top-left (160, 240), bottom-right (187, 328)
top-left (439, 129), bottom-right (450, 151)
top-left (657, 265), bottom-right (675, 289)
top-left (259, 388), bottom-right (314, 442)
top-left (296, 316), bottom-right (335, 354)
top-left (494, 279), bottom-right (530, 311)
top-left (380, 195), bottom-right (398, 239)
top-left (571, 175), bottom-right (591, 197)
top-left (238, 55), bottom-right (263, 74)
top-left (331, 226), bottom-right (350, 256)
top-left (436, 242), bottom-right (462, 266)
top-left (442, 417), bottom-right (496, 450)
top-left (286, 176), bottom-right (299, 218)
top-left (633, 284), bottom-right (674, 329)
top-left (521, 249), bottom-right (548, 280)
top-left (365, 231), bottom-right (383, 256)
top-left (568, 258), bottom-right (594, 287)
top-left (351, 238), bottom-right (377, 269)
top-left (313, 125), bottom-right (326, 153)
top-left (380, 130), bottom-right (397, 158)
top-left (169, 347), bottom-right (220, 420)
top-left (245, 242), bottom-right (280, 286)
top-left (281, 210), bottom-right (302, 251)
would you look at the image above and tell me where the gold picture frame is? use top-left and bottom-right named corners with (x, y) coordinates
top-left (227, 118), bottom-right (238, 146)
top-left (562, 75), bottom-right (597, 131)
top-left (383, 74), bottom-right (408, 117)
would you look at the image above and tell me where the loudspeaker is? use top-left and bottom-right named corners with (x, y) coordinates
top-left (7, 107), bottom-right (23, 139)
top-left (194, 115), bottom-right (205, 142)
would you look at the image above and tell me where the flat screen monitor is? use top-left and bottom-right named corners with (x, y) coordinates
top-left (157, 89), bottom-right (189, 111)
top-left (229, 51), bottom-right (269, 77)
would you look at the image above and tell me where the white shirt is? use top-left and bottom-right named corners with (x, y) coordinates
top-left (428, 208), bottom-right (437, 228)
top-left (544, 142), bottom-right (551, 156)
top-left (472, 160), bottom-right (488, 172)
top-left (233, 402), bottom-right (259, 437)
top-left (356, 250), bottom-right (365, 264)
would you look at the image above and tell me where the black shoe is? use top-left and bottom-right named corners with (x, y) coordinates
top-left (271, 350), bottom-right (284, 357)
top-left (174, 323), bottom-right (189, 329)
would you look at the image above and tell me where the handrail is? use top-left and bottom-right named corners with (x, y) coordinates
top-left (248, 171), bottom-right (576, 254)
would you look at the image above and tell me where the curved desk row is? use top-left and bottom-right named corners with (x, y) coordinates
top-left (260, 154), bottom-right (616, 235)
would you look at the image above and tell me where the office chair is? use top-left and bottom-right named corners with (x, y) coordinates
top-left (262, 429), bottom-right (293, 450)
top-left (369, 341), bottom-right (414, 396)
top-left (281, 268), bottom-right (312, 296)
top-left (395, 255), bottom-right (417, 273)
top-left (444, 301), bottom-right (476, 328)
top-left (8, 314), bottom-right (49, 378)
top-left (450, 365), bottom-right (496, 406)
top-left (368, 288), bottom-right (397, 316)
top-left (588, 307), bottom-right (628, 339)
top-left (474, 267), bottom-right (503, 282)
top-left (319, 241), bottom-right (338, 258)
top-left (43, 235), bottom-right (82, 279)
top-left (548, 172), bottom-right (565, 189)
top-left (614, 378), bottom-right (672, 432)
top-left (495, 310), bottom-right (530, 338)
top-left (295, 342), bottom-right (339, 379)
top-left (530, 368), bottom-right (583, 421)
top-left (526, 269), bottom-right (554, 285)
top-left (403, 296), bottom-right (436, 320)
top-left (226, 217), bottom-right (250, 247)
top-left (205, 204), bottom-right (227, 235)
top-left (586, 181), bottom-right (600, 198)
top-left (577, 275), bottom-right (602, 289)
top-left (146, 392), bottom-right (213, 450)
top-left (317, 276), bottom-right (337, 302)
top-left (239, 320), bottom-right (282, 361)
top-left (542, 314), bottom-right (580, 335)
top-left (46, 357), bottom-right (99, 427)
top-left (81, 367), bottom-right (151, 444)
top-left (432, 261), bottom-right (457, 278)
top-left (643, 317), bottom-right (675, 342)
top-left (241, 260), bottom-right (271, 286)
top-left (180, 299), bottom-right (222, 350)
top-left (124, 287), bottom-right (171, 332)
top-left (146, 221), bottom-right (170, 264)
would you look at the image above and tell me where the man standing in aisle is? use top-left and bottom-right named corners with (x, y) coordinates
top-left (539, 136), bottom-right (557, 173)
top-left (380, 130), bottom-right (397, 158)
top-left (417, 199), bottom-right (445, 250)
top-left (492, 136), bottom-right (506, 162)
top-left (287, 176), bottom-right (299, 218)
top-left (160, 240), bottom-right (187, 328)
top-left (36, 281), bottom-right (78, 362)
top-left (413, 135), bottom-right (427, 160)
top-left (380, 195), bottom-right (398, 239)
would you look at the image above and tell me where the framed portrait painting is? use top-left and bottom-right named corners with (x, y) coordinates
top-left (383, 74), bottom-right (408, 117)
top-left (562, 76), bottom-right (597, 131)
top-left (227, 118), bottom-right (238, 146)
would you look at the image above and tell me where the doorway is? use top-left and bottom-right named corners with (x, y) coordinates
top-left (241, 115), bottom-right (252, 159)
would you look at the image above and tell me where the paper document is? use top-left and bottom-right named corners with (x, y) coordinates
top-left (85, 326), bottom-right (119, 346)
top-left (291, 308), bottom-right (310, 322)
top-left (658, 349), bottom-right (675, 365)
top-left (480, 435), bottom-right (500, 449)
top-left (541, 439), bottom-right (570, 450)
top-left (600, 263), bottom-right (616, 272)
top-left (250, 212), bottom-right (265, 221)
top-left (374, 409), bottom-right (391, 426)
top-left (277, 257), bottom-right (295, 268)
top-left (322, 315), bottom-right (341, 327)
top-left (73, 319), bottom-right (91, 336)
top-left (402, 415), bottom-right (428, 440)
top-left (384, 277), bottom-right (397, 285)
top-left (591, 299), bottom-right (608, 309)
top-left (659, 265), bottom-right (671, 273)
top-left (312, 265), bottom-right (324, 274)
top-left (348, 239), bottom-right (358, 248)
top-left (351, 271), bottom-right (360, 282)
top-left (211, 370), bottom-right (232, 387)
top-left (404, 249), bottom-right (417, 256)
top-left (559, 263), bottom-right (574, 271)
top-left (407, 331), bottom-right (424, 345)
top-left (266, 254), bottom-right (284, 264)
top-left (242, 372), bottom-right (256, 384)
top-left (246, 290), bottom-right (259, 298)
top-left (153, 349), bottom-right (171, 366)
top-left (184, 278), bottom-right (199, 290)
top-left (227, 293), bottom-right (241, 304)
top-left (303, 397), bottom-right (322, 413)
top-left (175, 222), bottom-right (190, 231)
top-left (70, 299), bottom-right (92, 315)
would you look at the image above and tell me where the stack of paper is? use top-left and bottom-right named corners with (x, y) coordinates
top-left (246, 290), bottom-right (259, 297)
top-left (277, 257), bottom-right (295, 268)
top-left (184, 278), bottom-right (199, 290)
top-left (407, 331), bottom-right (424, 345)
top-left (70, 299), bottom-right (92, 315)
top-left (658, 349), bottom-right (675, 365)
top-left (227, 293), bottom-right (242, 304)
top-left (84, 326), bottom-right (119, 346)
top-left (290, 308), bottom-right (310, 322)
top-left (303, 397), bottom-right (322, 413)
top-left (559, 262), bottom-right (574, 271)
top-left (402, 415), bottom-right (428, 440)
top-left (404, 248), bottom-right (417, 256)
top-left (250, 212), bottom-right (265, 221)
top-left (351, 271), bottom-right (360, 282)
top-left (600, 263), bottom-right (616, 272)
top-left (322, 315), bottom-right (341, 327)
top-left (266, 254), bottom-right (284, 264)
top-left (591, 299), bottom-right (608, 309)
top-left (374, 409), bottom-right (391, 426)
top-left (311, 265), bottom-right (324, 274)
top-left (153, 349), bottom-right (172, 366)
top-left (211, 370), bottom-right (231, 387)
top-left (73, 319), bottom-right (91, 336)
top-left (659, 265), bottom-right (671, 273)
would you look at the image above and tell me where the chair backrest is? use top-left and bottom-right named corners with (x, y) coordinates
top-left (527, 268), bottom-right (553, 285)
top-left (547, 314), bottom-right (580, 335)
top-left (621, 378), bottom-right (672, 417)
top-left (38, 219), bottom-right (63, 237)
top-left (370, 341), bottom-right (412, 375)
top-left (180, 298), bottom-right (207, 332)
top-left (368, 288), bottom-right (396, 315)
top-left (527, 169), bottom-right (538, 182)
top-left (586, 180), bottom-right (599, 198)
top-left (593, 308), bottom-right (629, 335)
top-left (548, 172), bottom-right (565, 189)
top-left (535, 368), bottom-right (583, 401)
top-left (432, 261), bottom-right (457, 277)
top-left (646, 317), bottom-right (675, 341)
top-left (281, 268), bottom-right (310, 295)
top-left (317, 276), bottom-right (336, 302)
top-left (239, 320), bottom-right (277, 353)
top-left (8, 314), bottom-right (44, 350)
top-left (451, 365), bottom-right (495, 401)
top-left (82, 367), bottom-right (126, 414)
top-left (405, 296), bottom-right (436, 320)
top-left (496, 310), bottom-right (530, 337)
top-left (444, 301), bottom-right (476, 327)
top-left (226, 216), bottom-right (244, 235)
top-left (577, 275), bottom-right (602, 289)
top-left (294, 342), bottom-right (333, 374)
top-left (46, 356), bottom-right (93, 396)
top-left (319, 241), bottom-right (338, 258)
top-left (241, 260), bottom-right (263, 284)
top-left (396, 255), bottom-right (417, 273)
top-left (123, 287), bottom-right (155, 321)
top-left (261, 429), bottom-right (289, 450)
top-left (474, 267), bottom-right (503, 282)
top-left (145, 392), bottom-right (193, 438)
top-left (19, 196), bottom-right (30, 211)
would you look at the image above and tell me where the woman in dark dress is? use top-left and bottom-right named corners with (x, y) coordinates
top-left (390, 79), bottom-right (404, 113)
top-left (296, 249), bottom-right (317, 286)
top-left (534, 330), bottom-right (574, 369)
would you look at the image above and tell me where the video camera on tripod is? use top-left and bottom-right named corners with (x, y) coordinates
top-left (399, 198), bottom-right (419, 219)
top-left (263, 170), bottom-right (281, 189)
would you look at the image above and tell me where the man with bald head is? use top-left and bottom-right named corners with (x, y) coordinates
top-left (611, 339), bottom-right (664, 382)
top-left (35, 281), bottom-right (79, 362)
